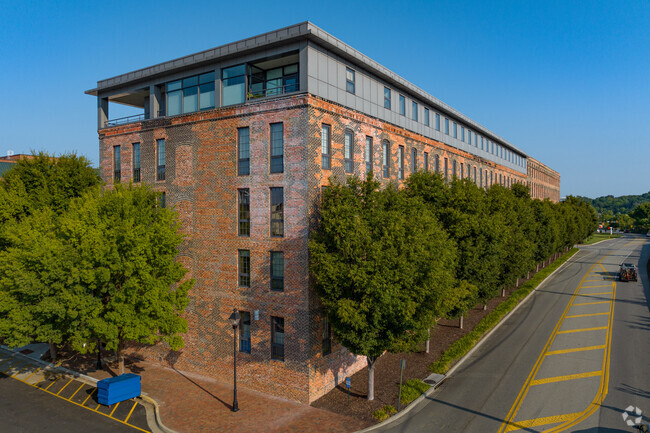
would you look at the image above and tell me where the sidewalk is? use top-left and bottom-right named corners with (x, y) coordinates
top-left (80, 358), bottom-right (369, 433)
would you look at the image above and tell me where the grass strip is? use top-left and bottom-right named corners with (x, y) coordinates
top-left (429, 248), bottom-right (579, 374)
top-left (400, 379), bottom-right (430, 406)
top-left (581, 233), bottom-right (621, 245)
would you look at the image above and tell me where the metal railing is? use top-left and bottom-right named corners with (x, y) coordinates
top-left (105, 114), bottom-right (147, 128)
top-left (246, 81), bottom-right (299, 100)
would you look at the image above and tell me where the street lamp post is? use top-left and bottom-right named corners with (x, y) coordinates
top-left (229, 309), bottom-right (241, 412)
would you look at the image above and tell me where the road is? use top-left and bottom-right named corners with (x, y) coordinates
top-left (376, 235), bottom-right (650, 432)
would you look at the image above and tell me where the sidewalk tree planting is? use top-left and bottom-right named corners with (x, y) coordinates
top-left (310, 176), bottom-right (457, 400)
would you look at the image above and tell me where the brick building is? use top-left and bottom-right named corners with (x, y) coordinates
top-left (86, 22), bottom-right (561, 403)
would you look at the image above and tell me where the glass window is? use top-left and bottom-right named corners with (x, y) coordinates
top-left (238, 127), bottom-right (250, 176)
top-left (365, 136), bottom-right (373, 174)
top-left (467, 164), bottom-right (471, 179)
top-left (270, 123), bottom-right (283, 173)
top-left (271, 251), bottom-right (284, 291)
top-left (238, 189), bottom-right (250, 236)
top-left (412, 101), bottom-right (418, 121)
top-left (270, 187), bottom-right (284, 237)
top-left (160, 191), bottom-right (166, 208)
top-left (461, 126), bottom-right (465, 142)
top-left (222, 64), bottom-right (246, 106)
top-left (424, 108), bottom-right (430, 126)
top-left (271, 316), bottom-right (284, 361)
top-left (467, 130), bottom-right (471, 146)
top-left (239, 311), bottom-right (251, 353)
top-left (239, 250), bottom-right (250, 287)
top-left (435, 154), bottom-right (440, 173)
top-left (445, 118), bottom-right (449, 135)
top-left (344, 130), bottom-right (354, 173)
top-left (411, 147), bottom-right (417, 173)
top-left (199, 73), bottom-right (215, 110)
top-left (398, 145), bottom-right (404, 180)
top-left (453, 123), bottom-right (458, 138)
top-left (384, 87), bottom-right (391, 109)
top-left (182, 84), bottom-right (198, 113)
top-left (444, 158), bottom-right (448, 180)
top-left (399, 95), bottom-right (406, 116)
top-left (436, 113), bottom-right (441, 131)
top-left (346, 68), bottom-right (355, 94)
top-left (167, 72), bottom-right (215, 115)
top-left (382, 140), bottom-right (390, 178)
top-left (452, 160), bottom-right (457, 178)
top-left (132, 143), bottom-right (140, 182)
top-left (480, 168), bottom-right (483, 188)
top-left (423, 152), bottom-right (429, 172)
top-left (474, 167), bottom-right (477, 183)
top-left (113, 145), bottom-right (121, 183)
top-left (156, 139), bottom-right (165, 181)
top-left (321, 124), bottom-right (331, 170)
top-left (322, 316), bottom-right (331, 356)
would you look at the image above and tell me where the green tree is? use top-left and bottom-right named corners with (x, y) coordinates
top-left (630, 202), bottom-right (650, 231)
top-left (442, 280), bottom-right (478, 329)
top-left (310, 176), bottom-right (457, 400)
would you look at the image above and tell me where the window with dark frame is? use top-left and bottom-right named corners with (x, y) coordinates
top-left (113, 145), bottom-right (121, 183)
top-left (384, 87), bottom-right (391, 109)
top-left (398, 145), bottom-right (404, 180)
top-left (346, 68), bottom-right (355, 94)
top-left (460, 162), bottom-right (464, 179)
top-left (382, 140), bottom-right (390, 178)
top-left (156, 139), bottom-right (165, 181)
top-left (239, 311), bottom-right (251, 353)
top-left (271, 316), bottom-right (284, 361)
top-left (160, 191), bottom-right (166, 208)
top-left (424, 152), bottom-right (429, 172)
top-left (238, 189), bottom-right (250, 236)
top-left (238, 250), bottom-right (250, 287)
top-left (435, 154), bottom-right (440, 173)
top-left (467, 130), bottom-right (471, 147)
top-left (166, 72), bottom-right (215, 116)
top-left (411, 147), bottom-right (417, 172)
top-left (322, 316), bottom-right (331, 355)
top-left (399, 95), bottom-right (406, 116)
top-left (344, 130), bottom-right (354, 173)
top-left (452, 160), bottom-right (457, 178)
top-left (365, 136), bottom-right (373, 174)
top-left (444, 157), bottom-right (448, 180)
top-left (445, 118), bottom-right (449, 135)
top-left (412, 101), bottom-right (418, 121)
top-left (424, 108), bottom-right (430, 126)
top-left (270, 123), bottom-right (283, 173)
top-left (461, 126), bottom-right (465, 142)
top-left (270, 187), bottom-right (284, 237)
top-left (435, 113), bottom-right (441, 131)
top-left (238, 127), bottom-right (250, 176)
top-left (321, 124), bottom-right (331, 170)
top-left (132, 143), bottom-right (140, 182)
top-left (271, 251), bottom-right (284, 292)
top-left (453, 122), bottom-right (458, 138)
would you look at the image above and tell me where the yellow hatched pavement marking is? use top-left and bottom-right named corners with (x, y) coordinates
top-left (530, 370), bottom-right (601, 386)
top-left (580, 284), bottom-right (612, 289)
top-left (23, 367), bottom-right (42, 381)
top-left (1, 359), bottom-right (22, 372)
top-left (81, 388), bottom-right (97, 406)
top-left (68, 382), bottom-right (85, 400)
top-left (504, 412), bottom-right (582, 433)
top-left (12, 364), bottom-right (32, 377)
top-left (578, 291), bottom-right (612, 296)
top-left (56, 378), bottom-right (73, 396)
top-left (573, 301), bottom-right (609, 306)
top-left (109, 402), bottom-right (121, 417)
top-left (0, 357), bottom-right (13, 367)
top-left (124, 401), bottom-right (138, 423)
top-left (565, 312), bottom-right (610, 319)
top-left (44, 377), bottom-right (60, 391)
top-left (557, 326), bottom-right (608, 335)
top-left (546, 345), bottom-right (605, 356)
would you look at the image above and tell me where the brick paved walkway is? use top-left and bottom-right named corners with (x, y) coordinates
top-left (84, 360), bottom-right (369, 433)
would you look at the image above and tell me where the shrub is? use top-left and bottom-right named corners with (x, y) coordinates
top-left (400, 379), bottom-right (430, 406)
top-left (373, 405), bottom-right (397, 421)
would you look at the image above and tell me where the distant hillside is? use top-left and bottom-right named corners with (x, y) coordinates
top-left (578, 191), bottom-right (650, 215)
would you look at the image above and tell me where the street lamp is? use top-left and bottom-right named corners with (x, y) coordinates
top-left (229, 308), bottom-right (241, 412)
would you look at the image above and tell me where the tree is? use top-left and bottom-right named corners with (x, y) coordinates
top-left (442, 280), bottom-right (478, 329)
top-left (630, 202), bottom-right (650, 231)
top-left (310, 176), bottom-right (457, 400)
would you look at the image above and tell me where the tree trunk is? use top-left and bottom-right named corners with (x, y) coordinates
top-left (537, 264), bottom-right (540, 272)
top-left (117, 340), bottom-right (125, 375)
top-left (367, 356), bottom-right (378, 401)
top-left (483, 303), bottom-right (487, 311)
top-left (48, 341), bottom-right (57, 363)
top-left (459, 315), bottom-right (464, 329)
top-left (516, 278), bottom-right (520, 287)
top-left (502, 288), bottom-right (506, 297)
top-left (425, 329), bottom-right (430, 354)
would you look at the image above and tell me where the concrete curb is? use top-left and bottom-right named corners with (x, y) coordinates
top-left (354, 248), bottom-right (583, 433)
top-left (139, 394), bottom-right (179, 433)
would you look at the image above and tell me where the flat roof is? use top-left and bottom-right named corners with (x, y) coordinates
top-left (86, 21), bottom-right (526, 156)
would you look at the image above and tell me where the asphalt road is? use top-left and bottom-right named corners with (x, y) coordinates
top-left (376, 235), bottom-right (650, 433)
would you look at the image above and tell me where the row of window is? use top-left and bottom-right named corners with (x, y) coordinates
top-left (237, 124), bottom-right (284, 175)
top-left (113, 139), bottom-right (166, 183)
top-left (343, 66), bottom-right (524, 168)
top-left (238, 250), bottom-right (285, 291)
top-left (238, 187), bottom-right (284, 237)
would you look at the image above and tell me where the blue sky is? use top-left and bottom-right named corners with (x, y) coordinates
top-left (1, 0), bottom-right (648, 198)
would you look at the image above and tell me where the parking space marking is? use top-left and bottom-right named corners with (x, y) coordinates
top-left (81, 388), bottom-right (97, 406)
top-left (44, 377), bottom-right (60, 391)
top-left (124, 401), bottom-right (138, 423)
top-left (504, 412), bottom-right (581, 433)
top-left (565, 312), bottom-right (610, 319)
top-left (530, 370), bottom-right (601, 386)
top-left (68, 382), bottom-right (85, 400)
top-left (109, 402), bottom-right (121, 417)
top-left (12, 364), bottom-right (32, 377)
top-left (56, 378), bottom-right (74, 396)
top-left (23, 367), bottom-right (42, 381)
top-left (546, 345), bottom-right (605, 356)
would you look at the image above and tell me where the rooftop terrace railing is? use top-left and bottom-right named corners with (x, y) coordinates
top-left (105, 114), bottom-right (147, 128)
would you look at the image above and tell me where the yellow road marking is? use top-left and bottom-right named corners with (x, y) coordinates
top-left (23, 367), bottom-right (42, 381)
top-left (573, 301), bottom-right (609, 306)
top-left (81, 388), bottom-right (97, 406)
top-left (0, 357), bottom-right (14, 367)
top-left (44, 377), bottom-right (59, 391)
top-left (565, 312), bottom-right (610, 319)
top-left (109, 402), bottom-right (121, 417)
top-left (68, 382), bottom-right (85, 400)
top-left (2, 359), bottom-right (22, 372)
top-left (56, 378), bottom-right (73, 396)
top-left (580, 284), bottom-right (612, 289)
top-left (546, 345), bottom-right (606, 356)
top-left (531, 370), bottom-right (601, 386)
top-left (577, 291), bottom-right (612, 296)
top-left (12, 364), bottom-right (32, 377)
top-left (503, 412), bottom-right (581, 432)
top-left (124, 401), bottom-right (138, 423)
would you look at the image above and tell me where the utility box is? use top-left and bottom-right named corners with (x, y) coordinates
top-left (97, 373), bottom-right (141, 406)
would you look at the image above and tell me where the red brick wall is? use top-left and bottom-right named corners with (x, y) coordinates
top-left (527, 157), bottom-right (561, 202)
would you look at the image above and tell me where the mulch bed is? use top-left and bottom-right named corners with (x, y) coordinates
top-left (311, 273), bottom-right (542, 426)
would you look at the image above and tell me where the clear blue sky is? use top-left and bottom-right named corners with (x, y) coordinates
top-left (1, 0), bottom-right (648, 198)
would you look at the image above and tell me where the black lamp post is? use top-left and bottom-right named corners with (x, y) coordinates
top-left (229, 308), bottom-right (241, 412)
top-left (96, 340), bottom-right (102, 370)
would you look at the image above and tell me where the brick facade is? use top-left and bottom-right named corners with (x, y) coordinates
top-left (527, 157), bottom-right (561, 202)
top-left (98, 94), bottom-right (537, 403)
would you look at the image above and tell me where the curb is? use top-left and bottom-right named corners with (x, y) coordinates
top-left (354, 248), bottom-right (583, 433)
top-left (0, 345), bottom-right (173, 433)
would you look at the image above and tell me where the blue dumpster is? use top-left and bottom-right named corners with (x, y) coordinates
top-left (97, 373), bottom-right (141, 406)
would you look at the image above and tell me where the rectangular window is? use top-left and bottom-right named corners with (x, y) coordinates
top-left (238, 127), bottom-right (250, 176)
top-left (160, 191), bottom-right (166, 208)
top-left (444, 158), bottom-right (448, 180)
top-left (453, 122), bottom-right (458, 138)
top-left (322, 316), bottom-right (331, 356)
top-left (113, 145), bottom-right (121, 182)
top-left (167, 72), bottom-right (215, 115)
top-left (156, 139), bottom-right (165, 181)
top-left (424, 108), bottom-right (430, 126)
top-left (480, 168), bottom-right (483, 188)
top-left (270, 187), bottom-right (284, 237)
top-left (270, 251), bottom-right (284, 291)
top-left (452, 160), bottom-right (457, 178)
top-left (271, 316), bottom-right (284, 361)
top-left (270, 123), bottom-right (283, 173)
top-left (398, 145), bottom-right (404, 180)
top-left (399, 95), bottom-right (406, 116)
top-left (445, 118), bottom-right (450, 135)
top-left (461, 126), bottom-right (465, 142)
top-left (412, 101), bottom-right (418, 121)
top-left (467, 131), bottom-right (471, 146)
top-left (435, 113), bottom-right (441, 131)
top-left (460, 162), bottom-right (464, 179)
top-left (239, 311), bottom-right (251, 353)
top-left (382, 140), bottom-right (390, 178)
top-left (411, 147), bottom-right (417, 173)
top-left (474, 167), bottom-right (478, 183)
top-left (222, 64), bottom-right (246, 106)
top-left (435, 154), bottom-right (440, 173)
top-left (321, 124), bottom-right (331, 170)
top-left (423, 152), bottom-right (429, 172)
top-left (365, 136), bottom-right (373, 174)
top-left (238, 250), bottom-right (250, 287)
top-left (132, 143), bottom-right (140, 182)
top-left (238, 189), bottom-right (250, 236)
top-left (346, 68), bottom-right (355, 94)
top-left (344, 130), bottom-right (354, 173)
top-left (467, 164), bottom-right (471, 180)
top-left (384, 87), bottom-right (391, 109)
